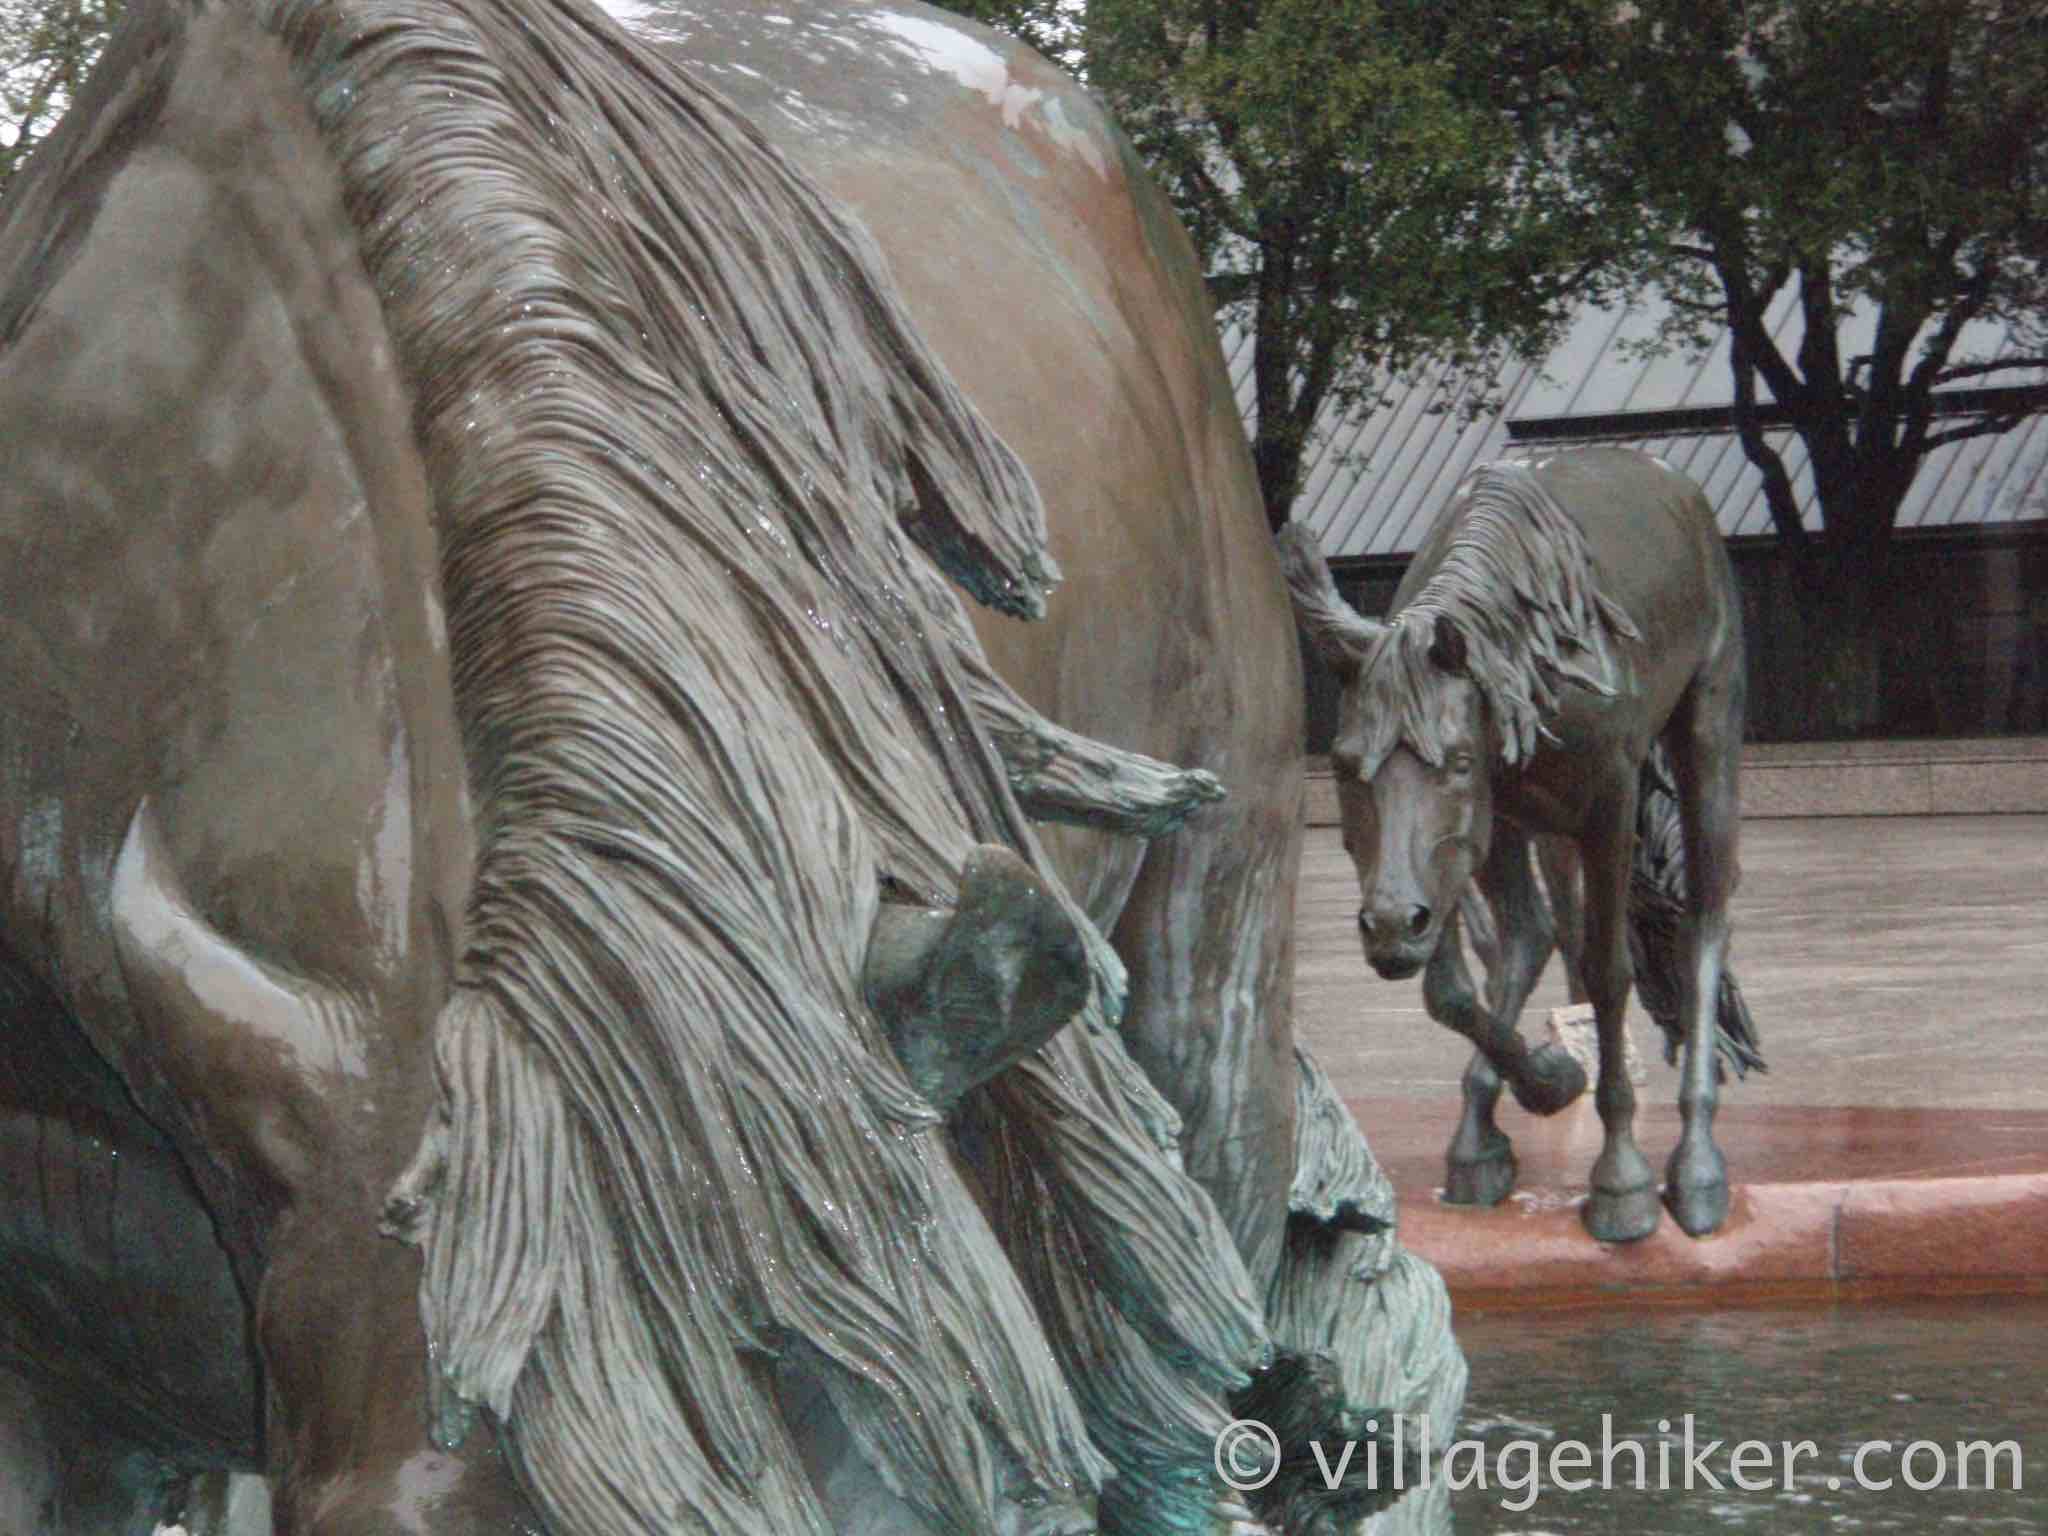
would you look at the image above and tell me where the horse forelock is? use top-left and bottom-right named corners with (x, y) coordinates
top-left (1366, 462), bottom-right (1638, 773)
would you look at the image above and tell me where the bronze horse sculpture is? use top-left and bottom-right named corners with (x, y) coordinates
top-left (1280, 449), bottom-right (1750, 1243)
top-left (0, 0), bottom-right (1461, 1532)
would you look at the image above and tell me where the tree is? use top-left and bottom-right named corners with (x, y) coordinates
top-left (0, 0), bottom-right (119, 190)
top-left (1420, 0), bottom-right (2048, 735)
top-left (939, 0), bottom-right (1610, 530)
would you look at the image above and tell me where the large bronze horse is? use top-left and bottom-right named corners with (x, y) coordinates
top-left (1281, 450), bottom-right (1748, 1243)
top-left (0, 0), bottom-right (1460, 1531)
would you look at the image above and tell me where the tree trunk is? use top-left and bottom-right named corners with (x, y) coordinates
top-left (1781, 544), bottom-right (1888, 737)
top-left (1252, 430), bottom-right (1304, 533)
top-left (1768, 430), bottom-right (1915, 740)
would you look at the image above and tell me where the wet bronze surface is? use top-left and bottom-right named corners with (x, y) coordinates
top-left (0, 1), bottom-right (1459, 1531)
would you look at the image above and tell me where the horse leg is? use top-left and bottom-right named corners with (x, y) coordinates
top-left (1109, 787), bottom-right (1300, 1293)
top-left (1422, 872), bottom-right (1586, 1120)
top-left (1578, 777), bottom-right (1660, 1243)
top-left (102, 807), bottom-right (534, 1536)
top-left (1444, 1046), bottom-right (1515, 1206)
top-left (1660, 668), bottom-right (1744, 1237)
top-left (1439, 900), bottom-right (1515, 1203)
top-left (1535, 835), bottom-right (1589, 1005)
top-left (1442, 829), bottom-right (1554, 1204)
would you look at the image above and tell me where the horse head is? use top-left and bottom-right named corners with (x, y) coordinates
top-left (1276, 526), bottom-right (1493, 979)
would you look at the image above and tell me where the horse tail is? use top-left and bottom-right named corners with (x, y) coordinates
top-left (1627, 749), bottom-right (1766, 1079)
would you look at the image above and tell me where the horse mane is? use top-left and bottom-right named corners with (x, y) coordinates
top-left (248, 0), bottom-right (1265, 1529)
top-left (1362, 459), bottom-right (1641, 772)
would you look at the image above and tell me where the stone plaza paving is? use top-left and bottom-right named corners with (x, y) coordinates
top-left (1294, 812), bottom-right (2048, 1307)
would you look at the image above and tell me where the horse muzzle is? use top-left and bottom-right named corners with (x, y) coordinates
top-left (1358, 906), bottom-right (1436, 980)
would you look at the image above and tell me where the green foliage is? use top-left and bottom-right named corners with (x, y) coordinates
top-left (0, 0), bottom-right (121, 189)
top-left (1471, 0), bottom-right (2048, 476)
top-left (942, 0), bottom-right (1605, 527)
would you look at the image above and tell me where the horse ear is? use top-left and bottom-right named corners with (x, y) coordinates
top-left (1274, 522), bottom-right (1382, 676)
top-left (1428, 613), bottom-right (1469, 677)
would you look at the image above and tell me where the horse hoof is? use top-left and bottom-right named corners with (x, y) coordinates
top-left (1665, 1180), bottom-right (1730, 1238)
top-left (1582, 1184), bottom-right (1661, 1244)
top-left (1444, 1149), bottom-right (1518, 1207)
top-left (1508, 1044), bottom-right (1588, 1116)
top-left (1665, 1141), bottom-right (1730, 1237)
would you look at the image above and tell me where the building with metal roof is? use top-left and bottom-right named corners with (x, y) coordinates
top-left (1232, 287), bottom-right (2048, 560)
top-left (1240, 288), bottom-right (2048, 741)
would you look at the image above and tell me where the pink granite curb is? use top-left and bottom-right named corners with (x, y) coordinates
top-left (1399, 1173), bottom-right (2048, 1313)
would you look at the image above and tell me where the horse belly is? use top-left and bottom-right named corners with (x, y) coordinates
top-left (0, 971), bottom-right (257, 1463)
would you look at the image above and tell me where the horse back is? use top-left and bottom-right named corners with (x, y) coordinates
top-left (634, 0), bottom-right (1302, 919)
top-left (1397, 448), bottom-right (1740, 735)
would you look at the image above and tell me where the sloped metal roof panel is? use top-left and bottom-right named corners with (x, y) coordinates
top-left (1227, 289), bottom-right (2048, 557)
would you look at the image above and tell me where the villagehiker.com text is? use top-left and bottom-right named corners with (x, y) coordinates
top-left (1213, 1413), bottom-right (2026, 1514)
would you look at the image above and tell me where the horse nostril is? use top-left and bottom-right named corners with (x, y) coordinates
top-left (1408, 905), bottom-right (1431, 937)
top-left (1357, 908), bottom-right (1372, 935)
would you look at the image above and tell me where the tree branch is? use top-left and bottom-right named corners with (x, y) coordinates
top-left (1717, 251), bottom-right (1806, 411)
top-left (1918, 402), bottom-right (2048, 454)
top-left (1178, 145), bottom-right (1256, 244)
top-left (1903, 258), bottom-right (2001, 454)
top-left (1934, 357), bottom-right (2048, 385)
top-left (1907, 256), bottom-right (1999, 400)
top-left (1729, 331), bottom-right (1808, 551)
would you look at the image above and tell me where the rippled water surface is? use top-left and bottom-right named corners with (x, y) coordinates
top-left (1445, 1296), bottom-right (2048, 1534)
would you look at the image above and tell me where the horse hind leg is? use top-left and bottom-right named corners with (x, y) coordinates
top-left (1660, 664), bottom-right (1744, 1237)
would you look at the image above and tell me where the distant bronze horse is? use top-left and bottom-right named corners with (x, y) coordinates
top-left (1281, 449), bottom-right (1749, 1242)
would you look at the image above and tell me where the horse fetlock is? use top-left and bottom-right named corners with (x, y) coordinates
top-left (1509, 1042), bottom-right (1587, 1115)
top-left (1593, 1079), bottom-right (1637, 1125)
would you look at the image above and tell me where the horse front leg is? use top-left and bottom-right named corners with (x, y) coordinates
top-left (1534, 835), bottom-right (1590, 1005)
top-left (1433, 904), bottom-right (1515, 1205)
top-left (1661, 673), bottom-right (1744, 1237)
top-left (1578, 775), bottom-right (1659, 1243)
top-left (1441, 828), bottom-right (1562, 1204)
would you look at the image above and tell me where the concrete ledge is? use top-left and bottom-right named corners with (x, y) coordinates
top-left (1347, 1097), bottom-right (2048, 1312)
top-left (1400, 1174), bottom-right (2048, 1314)
top-left (1304, 737), bottom-right (2048, 824)
top-left (1744, 736), bottom-right (2048, 817)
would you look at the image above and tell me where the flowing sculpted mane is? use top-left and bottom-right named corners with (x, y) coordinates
top-left (254, 0), bottom-right (1266, 1529)
top-left (1359, 460), bottom-right (1642, 774)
